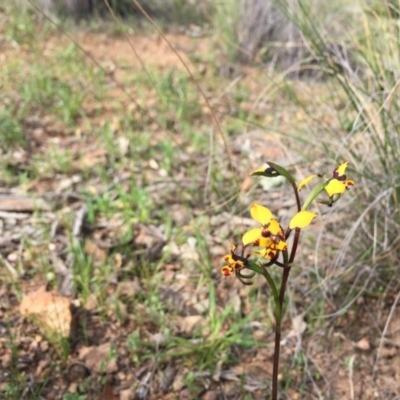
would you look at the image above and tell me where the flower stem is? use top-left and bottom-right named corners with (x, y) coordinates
top-left (290, 181), bottom-right (301, 212)
top-left (270, 264), bottom-right (291, 400)
top-left (259, 268), bottom-right (282, 400)
top-left (272, 316), bottom-right (282, 400)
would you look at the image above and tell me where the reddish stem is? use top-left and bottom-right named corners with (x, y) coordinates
top-left (272, 323), bottom-right (282, 400)
top-left (271, 181), bottom-right (302, 399)
top-left (271, 227), bottom-right (300, 399)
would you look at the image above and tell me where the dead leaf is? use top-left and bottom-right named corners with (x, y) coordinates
top-left (240, 176), bottom-right (253, 192)
top-left (172, 369), bottom-right (188, 391)
top-left (355, 337), bottom-right (370, 351)
top-left (176, 315), bottom-right (203, 335)
top-left (85, 240), bottom-right (107, 262)
top-left (149, 159), bottom-right (159, 169)
top-left (114, 253), bottom-right (123, 268)
top-left (201, 391), bottom-right (219, 400)
top-left (20, 290), bottom-right (72, 338)
top-left (72, 149), bottom-right (107, 170)
top-left (287, 314), bottom-right (307, 338)
top-left (67, 362), bottom-right (90, 382)
top-left (118, 137), bottom-right (130, 156)
top-left (78, 343), bottom-right (118, 374)
top-left (101, 381), bottom-right (117, 400)
top-left (120, 388), bottom-right (135, 400)
top-left (149, 332), bottom-right (167, 347)
top-left (117, 279), bottom-right (141, 298)
top-left (180, 238), bottom-right (199, 262)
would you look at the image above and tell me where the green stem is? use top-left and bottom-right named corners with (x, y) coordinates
top-left (250, 263), bottom-right (282, 400)
top-left (271, 264), bottom-right (291, 400)
top-left (260, 269), bottom-right (280, 315)
top-left (261, 269), bottom-right (281, 400)
top-left (302, 181), bottom-right (326, 210)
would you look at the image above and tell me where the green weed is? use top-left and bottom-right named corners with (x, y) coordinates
top-left (0, 107), bottom-right (26, 149)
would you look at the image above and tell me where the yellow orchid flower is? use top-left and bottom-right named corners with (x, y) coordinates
top-left (297, 162), bottom-right (354, 198)
top-left (325, 162), bottom-right (354, 197)
top-left (221, 244), bottom-right (246, 276)
top-left (242, 204), bottom-right (287, 254)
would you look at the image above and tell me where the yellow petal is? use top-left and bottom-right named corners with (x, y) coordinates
top-left (325, 179), bottom-right (346, 197)
top-left (258, 237), bottom-right (273, 247)
top-left (266, 218), bottom-right (284, 237)
top-left (344, 179), bottom-right (355, 189)
top-left (256, 248), bottom-right (278, 259)
top-left (298, 174), bottom-right (318, 191)
top-left (251, 166), bottom-right (267, 175)
top-left (334, 161), bottom-right (348, 177)
top-left (289, 211), bottom-right (317, 229)
top-left (271, 240), bottom-right (287, 251)
top-left (250, 204), bottom-right (272, 225)
top-left (223, 254), bottom-right (234, 263)
top-left (250, 164), bottom-right (279, 177)
top-left (242, 228), bottom-right (262, 245)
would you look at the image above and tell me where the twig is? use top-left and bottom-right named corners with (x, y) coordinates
top-left (0, 251), bottom-right (18, 278)
top-left (348, 354), bottom-right (356, 400)
top-left (0, 211), bottom-right (30, 220)
top-left (72, 205), bottom-right (88, 239)
top-left (61, 204), bottom-right (88, 296)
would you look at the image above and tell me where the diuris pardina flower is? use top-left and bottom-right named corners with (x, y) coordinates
top-left (325, 161), bottom-right (355, 197)
top-left (221, 244), bottom-right (248, 276)
top-left (298, 161), bottom-right (354, 198)
top-left (242, 204), bottom-right (317, 259)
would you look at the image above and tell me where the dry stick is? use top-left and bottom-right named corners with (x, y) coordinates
top-left (61, 205), bottom-right (88, 296)
top-left (348, 354), bottom-right (356, 400)
top-left (0, 251), bottom-right (18, 278)
top-left (130, 0), bottom-right (234, 172)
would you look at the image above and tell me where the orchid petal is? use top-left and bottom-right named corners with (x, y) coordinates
top-left (257, 237), bottom-right (273, 248)
top-left (256, 248), bottom-right (278, 259)
top-left (289, 211), bottom-right (317, 229)
top-left (333, 161), bottom-right (348, 178)
top-left (298, 174), bottom-right (318, 190)
top-left (325, 179), bottom-right (347, 197)
top-left (242, 228), bottom-right (262, 245)
top-left (266, 218), bottom-right (284, 236)
top-left (250, 204), bottom-right (272, 225)
top-left (270, 240), bottom-right (287, 251)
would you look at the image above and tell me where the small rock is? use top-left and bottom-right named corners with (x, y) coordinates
top-left (120, 388), bottom-right (135, 400)
top-left (355, 337), bottom-right (370, 351)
